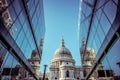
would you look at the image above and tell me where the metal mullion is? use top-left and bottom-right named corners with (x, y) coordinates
top-left (81, 1), bottom-right (98, 79)
top-left (22, 24), bottom-right (33, 52)
top-left (27, 0), bottom-right (34, 13)
top-left (0, 52), bottom-right (9, 71)
top-left (101, 6), bottom-right (112, 25)
top-left (21, 19), bottom-right (32, 49)
top-left (31, 0), bottom-right (39, 33)
top-left (21, 0), bottom-right (42, 65)
top-left (95, 0), bottom-right (110, 13)
top-left (8, 0), bottom-right (23, 30)
top-left (83, 0), bottom-right (98, 60)
top-left (35, 0), bottom-right (41, 27)
top-left (37, 1), bottom-right (42, 18)
top-left (86, 1), bottom-right (120, 79)
top-left (95, 14), bottom-right (105, 44)
top-left (31, 0), bottom-right (40, 20)
top-left (19, 31), bottom-right (26, 50)
top-left (112, 0), bottom-right (120, 8)
top-left (81, 0), bottom-right (109, 25)
top-left (9, 54), bottom-right (14, 75)
top-left (14, 13), bottom-right (27, 48)
top-left (90, 8), bottom-right (103, 50)
top-left (7, 5), bottom-right (23, 41)
top-left (81, 13), bottom-right (92, 24)
top-left (0, 15), bottom-right (35, 80)
top-left (24, 30), bottom-right (33, 50)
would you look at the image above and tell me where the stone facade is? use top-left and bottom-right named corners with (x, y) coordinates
top-left (50, 38), bottom-right (81, 80)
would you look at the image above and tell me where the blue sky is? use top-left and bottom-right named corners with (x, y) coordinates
top-left (40, 0), bottom-right (80, 73)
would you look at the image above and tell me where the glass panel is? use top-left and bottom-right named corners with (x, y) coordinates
top-left (23, 21), bottom-right (29, 33)
top-left (112, 0), bottom-right (118, 5)
top-left (100, 12), bottom-right (111, 35)
top-left (19, 11), bottom-right (26, 25)
top-left (21, 38), bottom-right (27, 56)
top-left (8, 5), bottom-right (17, 22)
top-left (27, 0), bottom-right (34, 12)
top-left (13, 0), bottom-right (22, 15)
top-left (30, 4), bottom-right (35, 18)
top-left (81, 2), bottom-right (87, 17)
top-left (12, 19), bottom-right (22, 40)
top-left (16, 30), bottom-right (25, 48)
top-left (97, 25), bottom-right (105, 44)
top-left (96, 8), bottom-right (102, 20)
top-left (80, 13), bottom-right (85, 22)
top-left (96, 0), bottom-right (107, 9)
top-left (101, 38), bottom-right (120, 79)
top-left (104, 1), bottom-right (117, 24)
top-left (85, 5), bottom-right (92, 17)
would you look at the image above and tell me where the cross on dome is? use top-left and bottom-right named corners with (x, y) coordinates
top-left (60, 37), bottom-right (65, 47)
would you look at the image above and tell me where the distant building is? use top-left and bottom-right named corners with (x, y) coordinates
top-left (50, 38), bottom-right (81, 80)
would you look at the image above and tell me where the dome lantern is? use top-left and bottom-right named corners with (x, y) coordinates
top-left (60, 37), bottom-right (65, 47)
top-left (53, 37), bottom-right (73, 59)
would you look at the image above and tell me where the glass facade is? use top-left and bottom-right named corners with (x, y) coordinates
top-left (0, 0), bottom-right (45, 80)
top-left (79, 0), bottom-right (120, 79)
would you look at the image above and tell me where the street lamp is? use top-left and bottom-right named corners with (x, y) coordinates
top-left (43, 64), bottom-right (47, 80)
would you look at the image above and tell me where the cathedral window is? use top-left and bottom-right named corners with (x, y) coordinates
top-left (60, 61), bottom-right (62, 65)
top-left (55, 77), bottom-right (57, 80)
top-left (32, 62), bottom-right (34, 64)
top-left (66, 70), bottom-right (69, 77)
top-left (83, 70), bottom-right (87, 77)
top-left (77, 77), bottom-right (79, 80)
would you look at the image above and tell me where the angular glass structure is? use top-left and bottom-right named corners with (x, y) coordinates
top-left (79, 0), bottom-right (120, 80)
top-left (0, 0), bottom-right (45, 80)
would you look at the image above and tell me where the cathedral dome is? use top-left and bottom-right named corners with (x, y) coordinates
top-left (50, 37), bottom-right (75, 68)
top-left (54, 38), bottom-right (72, 59)
top-left (54, 46), bottom-right (72, 58)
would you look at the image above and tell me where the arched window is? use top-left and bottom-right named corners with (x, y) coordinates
top-left (66, 70), bottom-right (69, 77)
top-left (55, 77), bottom-right (57, 80)
top-left (77, 77), bottom-right (79, 80)
top-left (83, 70), bottom-right (87, 77)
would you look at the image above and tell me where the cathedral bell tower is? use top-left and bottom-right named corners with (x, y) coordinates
top-left (28, 38), bottom-right (44, 77)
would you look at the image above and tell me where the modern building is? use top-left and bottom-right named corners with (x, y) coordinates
top-left (0, 0), bottom-right (45, 80)
top-left (78, 0), bottom-right (120, 80)
top-left (1, 39), bottom-right (43, 80)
